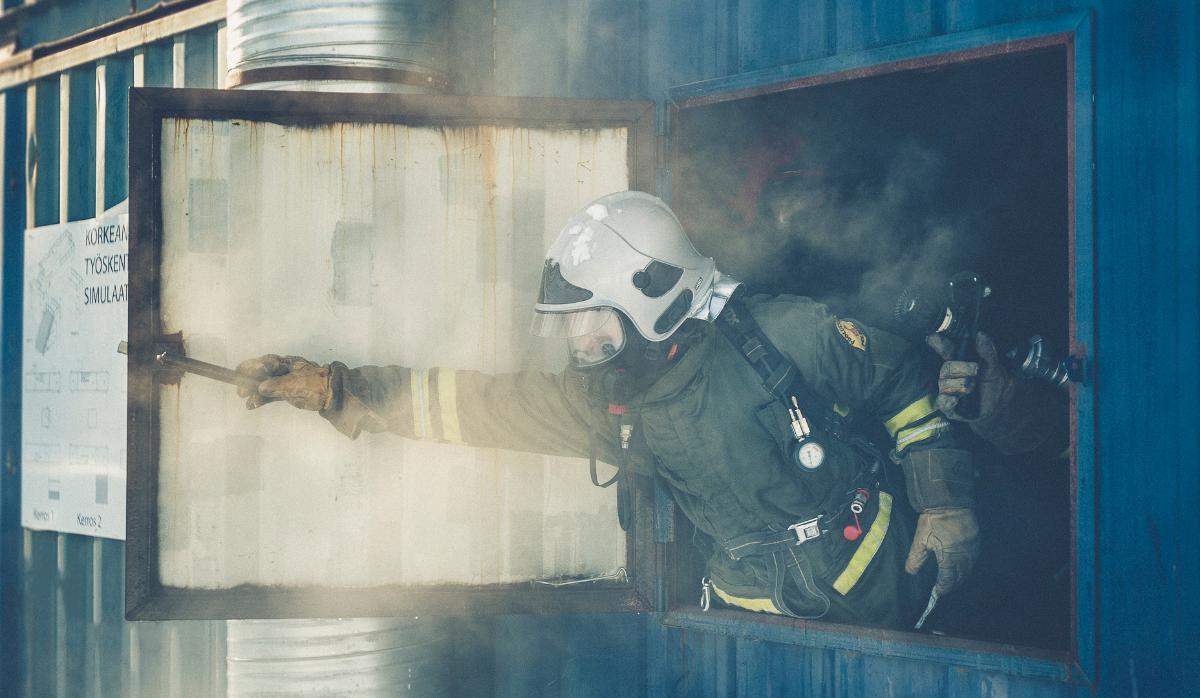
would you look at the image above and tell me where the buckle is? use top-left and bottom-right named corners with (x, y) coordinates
top-left (788, 517), bottom-right (821, 544)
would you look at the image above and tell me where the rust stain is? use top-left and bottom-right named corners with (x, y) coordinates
top-left (480, 126), bottom-right (499, 368)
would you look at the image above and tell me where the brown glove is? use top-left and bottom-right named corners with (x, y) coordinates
top-left (235, 354), bottom-right (334, 411)
top-left (905, 507), bottom-right (980, 596)
top-left (926, 332), bottom-right (1011, 422)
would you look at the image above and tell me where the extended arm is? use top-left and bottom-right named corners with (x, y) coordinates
top-left (236, 354), bottom-right (603, 460)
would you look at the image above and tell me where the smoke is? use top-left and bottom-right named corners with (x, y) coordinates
top-left (797, 137), bottom-right (971, 321)
top-left (679, 126), bottom-right (979, 330)
top-left (153, 118), bottom-right (629, 597)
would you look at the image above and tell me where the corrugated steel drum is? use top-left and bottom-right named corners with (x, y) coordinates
top-left (226, 0), bottom-right (449, 92)
top-left (226, 618), bottom-right (450, 696)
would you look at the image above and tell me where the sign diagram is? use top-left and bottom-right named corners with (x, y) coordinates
top-left (22, 205), bottom-right (128, 539)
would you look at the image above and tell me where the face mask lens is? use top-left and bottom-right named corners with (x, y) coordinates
top-left (528, 308), bottom-right (625, 367)
top-left (566, 312), bottom-right (626, 367)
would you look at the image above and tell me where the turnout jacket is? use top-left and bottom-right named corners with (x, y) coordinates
top-left (320, 294), bottom-right (965, 627)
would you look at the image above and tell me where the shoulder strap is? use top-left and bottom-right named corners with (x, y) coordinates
top-left (715, 293), bottom-right (844, 436)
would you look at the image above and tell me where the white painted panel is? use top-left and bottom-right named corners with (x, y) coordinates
top-left (156, 118), bottom-right (629, 588)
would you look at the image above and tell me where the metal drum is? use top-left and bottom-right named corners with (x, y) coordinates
top-left (225, 0), bottom-right (450, 93)
top-left (226, 618), bottom-right (450, 696)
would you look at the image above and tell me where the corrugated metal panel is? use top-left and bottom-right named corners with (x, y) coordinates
top-left (5, 0), bottom-right (134, 49)
top-left (1, 84), bottom-right (29, 697)
top-left (833, 0), bottom-right (939, 52)
top-left (1092, 0), bottom-right (1198, 694)
top-left (489, 0), bottom-right (644, 98)
top-left (65, 66), bottom-right (96, 222)
top-left (943, 0), bottom-right (1076, 33)
top-left (15, 25), bottom-right (230, 698)
top-left (153, 119), bottom-right (629, 590)
top-left (102, 53), bottom-right (134, 210)
top-left (736, 0), bottom-right (835, 71)
top-left (651, 624), bottom-right (1075, 697)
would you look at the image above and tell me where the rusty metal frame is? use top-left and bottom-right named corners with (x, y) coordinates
top-left (664, 12), bottom-right (1095, 685)
top-left (126, 87), bottom-right (659, 620)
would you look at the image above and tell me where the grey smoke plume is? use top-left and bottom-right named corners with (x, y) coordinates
top-left (680, 130), bottom-right (977, 327)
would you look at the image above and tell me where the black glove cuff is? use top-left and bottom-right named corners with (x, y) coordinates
top-left (902, 448), bottom-right (975, 511)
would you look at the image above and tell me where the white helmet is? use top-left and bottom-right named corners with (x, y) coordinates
top-left (531, 191), bottom-right (739, 366)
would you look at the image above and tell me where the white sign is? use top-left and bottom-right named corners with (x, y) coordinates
top-left (21, 204), bottom-right (128, 539)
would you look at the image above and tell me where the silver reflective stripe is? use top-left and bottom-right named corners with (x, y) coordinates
top-left (411, 369), bottom-right (430, 439)
top-left (895, 417), bottom-right (951, 451)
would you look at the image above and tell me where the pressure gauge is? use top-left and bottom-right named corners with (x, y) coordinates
top-left (786, 396), bottom-right (826, 471)
top-left (792, 440), bottom-right (826, 470)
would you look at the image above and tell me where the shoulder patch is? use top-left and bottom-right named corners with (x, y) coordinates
top-left (836, 319), bottom-right (868, 352)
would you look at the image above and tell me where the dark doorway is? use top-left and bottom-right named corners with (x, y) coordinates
top-left (671, 47), bottom-right (1070, 650)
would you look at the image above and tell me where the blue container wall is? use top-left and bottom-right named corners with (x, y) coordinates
top-left (1, 1), bottom-right (1195, 696)
top-left (1, 73), bottom-right (27, 698)
top-left (4, 27), bottom-right (228, 698)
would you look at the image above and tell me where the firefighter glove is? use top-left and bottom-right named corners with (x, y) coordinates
top-left (927, 331), bottom-right (1062, 455)
top-left (236, 354), bottom-right (334, 411)
top-left (905, 507), bottom-right (980, 596)
top-left (926, 332), bottom-right (1012, 422)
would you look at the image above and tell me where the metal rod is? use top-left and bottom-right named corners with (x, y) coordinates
top-left (160, 352), bottom-right (261, 391)
top-left (532, 567), bottom-right (629, 588)
top-left (117, 340), bottom-right (261, 391)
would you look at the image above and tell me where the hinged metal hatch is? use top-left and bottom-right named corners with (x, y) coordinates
top-left (126, 87), bottom-right (659, 620)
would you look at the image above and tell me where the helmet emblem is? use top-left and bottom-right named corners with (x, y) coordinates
top-left (569, 227), bottom-right (595, 266)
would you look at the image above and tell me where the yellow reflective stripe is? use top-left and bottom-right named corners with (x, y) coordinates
top-left (833, 491), bottom-right (893, 595)
top-left (411, 369), bottom-right (429, 439)
top-left (895, 417), bottom-right (951, 451)
top-left (436, 368), bottom-right (462, 444)
top-left (884, 396), bottom-right (937, 438)
top-left (712, 585), bottom-right (783, 614)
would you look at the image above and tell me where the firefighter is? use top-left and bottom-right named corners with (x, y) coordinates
top-left (236, 191), bottom-right (979, 628)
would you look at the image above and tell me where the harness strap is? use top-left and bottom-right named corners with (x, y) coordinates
top-left (717, 518), bottom-right (831, 618)
top-left (589, 427), bottom-right (635, 531)
top-left (715, 294), bottom-right (844, 436)
top-left (588, 432), bottom-right (620, 488)
top-left (722, 528), bottom-right (799, 561)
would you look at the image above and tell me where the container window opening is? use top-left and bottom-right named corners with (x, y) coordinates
top-left (672, 47), bottom-right (1071, 650)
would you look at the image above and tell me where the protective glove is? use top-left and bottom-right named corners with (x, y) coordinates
top-left (235, 354), bottom-right (333, 411)
top-left (905, 507), bottom-right (980, 596)
top-left (925, 332), bottom-right (1012, 422)
top-left (927, 332), bottom-right (1063, 455)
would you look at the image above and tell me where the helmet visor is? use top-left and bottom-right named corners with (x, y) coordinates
top-left (530, 308), bottom-right (626, 367)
